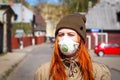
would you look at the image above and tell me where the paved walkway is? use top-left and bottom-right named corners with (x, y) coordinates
top-left (0, 52), bottom-right (26, 80)
top-left (0, 44), bottom-right (42, 80)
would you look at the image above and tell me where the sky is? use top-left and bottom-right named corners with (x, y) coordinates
top-left (25, 0), bottom-right (60, 6)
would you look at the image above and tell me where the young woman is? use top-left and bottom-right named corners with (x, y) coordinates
top-left (34, 13), bottom-right (111, 80)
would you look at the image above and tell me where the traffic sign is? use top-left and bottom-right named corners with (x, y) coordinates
top-left (90, 28), bottom-right (100, 32)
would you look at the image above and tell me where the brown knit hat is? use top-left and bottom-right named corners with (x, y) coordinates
top-left (55, 13), bottom-right (86, 43)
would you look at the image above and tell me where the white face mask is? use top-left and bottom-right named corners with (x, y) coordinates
top-left (58, 36), bottom-right (79, 56)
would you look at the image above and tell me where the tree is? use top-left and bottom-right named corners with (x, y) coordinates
top-left (62, 0), bottom-right (89, 13)
top-left (61, 0), bottom-right (99, 13)
top-left (35, 3), bottom-right (69, 24)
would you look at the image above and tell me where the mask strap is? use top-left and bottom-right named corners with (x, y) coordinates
top-left (62, 54), bottom-right (80, 77)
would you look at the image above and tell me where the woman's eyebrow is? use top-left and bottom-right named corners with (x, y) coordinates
top-left (68, 32), bottom-right (76, 34)
top-left (58, 32), bottom-right (64, 34)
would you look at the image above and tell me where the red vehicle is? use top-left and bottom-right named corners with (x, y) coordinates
top-left (94, 43), bottom-right (120, 57)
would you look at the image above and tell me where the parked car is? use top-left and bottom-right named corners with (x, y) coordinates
top-left (94, 43), bottom-right (120, 57)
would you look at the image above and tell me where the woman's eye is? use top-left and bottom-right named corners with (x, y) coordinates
top-left (68, 33), bottom-right (75, 37)
top-left (58, 33), bottom-right (64, 37)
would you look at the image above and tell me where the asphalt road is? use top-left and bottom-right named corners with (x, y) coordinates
top-left (7, 43), bottom-right (120, 80)
top-left (90, 51), bottom-right (120, 80)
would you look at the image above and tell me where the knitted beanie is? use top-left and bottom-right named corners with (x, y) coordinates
top-left (55, 13), bottom-right (86, 43)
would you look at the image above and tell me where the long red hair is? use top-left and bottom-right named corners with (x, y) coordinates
top-left (50, 36), bottom-right (95, 80)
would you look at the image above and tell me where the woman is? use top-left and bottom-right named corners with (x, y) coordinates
top-left (34, 13), bottom-right (111, 80)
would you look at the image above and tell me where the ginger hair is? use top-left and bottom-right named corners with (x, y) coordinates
top-left (50, 36), bottom-right (95, 80)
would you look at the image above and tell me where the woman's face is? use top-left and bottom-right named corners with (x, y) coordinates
top-left (57, 28), bottom-right (80, 42)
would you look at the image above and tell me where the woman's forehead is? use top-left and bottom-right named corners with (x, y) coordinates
top-left (58, 28), bottom-right (76, 33)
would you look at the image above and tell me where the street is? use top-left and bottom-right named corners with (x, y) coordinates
top-left (90, 51), bottom-right (120, 80)
top-left (7, 43), bottom-right (120, 80)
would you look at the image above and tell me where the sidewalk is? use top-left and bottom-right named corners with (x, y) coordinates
top-left (0, 44), bottom-right (41, 80)
top-left (0, 52), bottom-right (26, 80)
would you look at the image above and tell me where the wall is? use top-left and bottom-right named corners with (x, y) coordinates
top-left (11, 36), bottom-right (45, 49)
top-left (108, 33), bottom-right (120, 44)
top-left (86, 32), bottom-right (120, 49)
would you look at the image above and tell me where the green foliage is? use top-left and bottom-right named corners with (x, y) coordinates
top-left (63, 0), bottom-right (89, 13)
top-left (12, 23), bottom-right (32, 36)
top-left (62, 0), bottom-right (99, 13)
top-left (90, 0), bottom-right (99, 6)
top-left (2, 0), bottom-right (8, 3)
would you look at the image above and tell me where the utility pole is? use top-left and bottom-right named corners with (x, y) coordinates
top-left (3, 13), bottom-right (7, 53)
top-left (19, 0), bottom-right (24, 49)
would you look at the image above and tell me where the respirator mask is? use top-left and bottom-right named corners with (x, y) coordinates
top-left (58, 36), bottom-right (79, 56)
